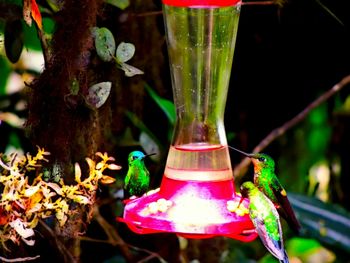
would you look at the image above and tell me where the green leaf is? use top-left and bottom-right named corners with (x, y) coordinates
top-left (286, 237), bottom-right (321, 256)
top-left (86, 81), bottom-right (112, 109)
top-left (227, 131), bottom-right (236, 142)
top-left (307, 105), bottom-right (332, 158)
top-left (259, 254), bottom-right (278, 263)
top-left (145, 84), bottom-right (176, 126)
top-left (289, 192), bottom-right (350, 253)
top-left (94, 27), bottom-right (115, 62)
top-left (285, 237), bottom-right (336, 262)
top-left (116, 42), bottom-right (135, 63)
top-left (46, 0), bottom-right (63, 12)
top-left (23, 20), bottom-right (41, 51)
top-left (43, 17), bottom-right (56, 35)
top-left (0, 56), bottom-right (11, 95)
top-left (105, 0), bottom-right (130, 10)
top-left (4, 20), bottom-right (23, 63)
top-left (8, 132), bottom-right (22, 150)
top-left (334, 94), bottom-right (350, 115)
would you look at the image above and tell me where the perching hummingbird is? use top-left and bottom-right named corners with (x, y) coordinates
top-left (240, 181), bottom-right (289, 263)
top-left (229, 146), bottom-right (301, 233)
top-left (124, 151), bottom-right (155, 198)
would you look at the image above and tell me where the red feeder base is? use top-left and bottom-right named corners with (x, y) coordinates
top-left (120, 176), bottom-right (257, 241)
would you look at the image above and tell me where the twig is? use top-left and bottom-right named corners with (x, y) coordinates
top-left (0, 156), bottom-right (20, 176)
top-left (242, 1), bottom-right (275, 5)
top-left (92, 205), bottom-right (133, 261)
top-left (38, 220), bottom-right (77, 263)
top-left (314, 0), bottom-right (344, 26)
top-left (0, 255), bottom-right (40, 262)
top-left (37, 29), bottom-right (50, 65)
top-left (135, 10), bottom-right (163, 17)
top-left (80, 205), bottom-right (167, 262)
top-left (78, 236), bottom-right (111, 244)
top-left (0, 157), bottom-right (11, 170)
top-left (233, 75), bottom-right (350, 178)
top-left (130, 245), bottom-right (167, 263)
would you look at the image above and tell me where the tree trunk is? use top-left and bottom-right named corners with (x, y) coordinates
top-left (27, 0), bottom-right (105, 261)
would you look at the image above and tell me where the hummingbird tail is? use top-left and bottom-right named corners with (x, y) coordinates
top-left (277, 201), bottom-right (302, 234)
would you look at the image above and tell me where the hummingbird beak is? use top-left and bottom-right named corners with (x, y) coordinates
top-left (237, 184), bottom-right (249, 209)
top-left (143, 153), bottom-right (156, 159)
top-left (238, 195), bottom-right (244, 208)
top-left (228, 146), bottom-right (254, 158)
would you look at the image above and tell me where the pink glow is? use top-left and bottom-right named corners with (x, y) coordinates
top-left (121, 177), bottom-right (257, 241)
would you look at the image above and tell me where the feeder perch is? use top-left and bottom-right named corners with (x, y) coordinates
top-left (120, 0), bottom-right (257, 241)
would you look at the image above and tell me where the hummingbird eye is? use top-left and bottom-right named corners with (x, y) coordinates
top-left (132, 156), bottom-right (138, 161)
top-left (258, 157), bottom-right (266, 162)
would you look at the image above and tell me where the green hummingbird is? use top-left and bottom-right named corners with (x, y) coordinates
top-left (229, 146), bottom-right (301, 233)
top-left (240, 181), bottom-right (289, 263)
top-left (124, 151), bottom-right (155, 198)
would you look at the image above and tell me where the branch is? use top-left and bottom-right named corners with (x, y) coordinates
top-left (37, 29), bottom-right (50, 65)
top-left (79, 205), bottom-right (167, 263)
top-left (233, 75), bottom-right (350, 178)
top-left (38, 220), bottom-right (77, 263)
top-left (78, 236), bottom-right (111, 244)
top-left (92, 205), bottom-right (133, 261)
top-left (135, 10), bottom-right (163, 17)
top-left (132, 246), bottom-right (167, 263)
top-left (242, 1), bottom-right (275, 5)
top-left (0, 255), bottom-right (40, 262)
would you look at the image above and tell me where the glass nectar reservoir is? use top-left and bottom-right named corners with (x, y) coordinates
top-left (121, 0), bottom-right (257, 241)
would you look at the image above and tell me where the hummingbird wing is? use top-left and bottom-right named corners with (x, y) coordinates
top-left (123, 172), bottom-right (131, 198)
top-left (280, 250), bottom-right (290, 263)
top-left (250, 197), bottom-right (287, 261)
top-left (271, 177), bottom-right (301, 233)
top-left (124, 172), bottom-right (130, 189)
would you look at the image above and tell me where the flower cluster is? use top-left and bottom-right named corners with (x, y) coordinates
top-left (0, 147), bottom-right (120, 249)
top-left (227, 200), bottom-right (249, 216)
top-left (144, 198), bottom-right (173, 215)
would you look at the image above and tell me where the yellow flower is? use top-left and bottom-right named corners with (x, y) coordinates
top-left (227, 200), bottom-right (249, 216)
top-left (35, 146), bottom-right (50, 162)
top-left (100, 175), bottom-right (116, 184)
top-left (75, 163), bottom-right (82, 183)
top-left (96, 152), bottom-right (115, 162)
top-left (108, 163), bottom-right (121, 170)
top-left (73, 195), bottom-right (91, 205)
top-left (0, 147), bottom-right (122, 247)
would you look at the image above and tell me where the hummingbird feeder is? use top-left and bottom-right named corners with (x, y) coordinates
top-left (121, 0), bottom-right (257, 241)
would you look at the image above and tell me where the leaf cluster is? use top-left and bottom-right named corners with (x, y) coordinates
top-left (92, 27), bottom-right (144, 77)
